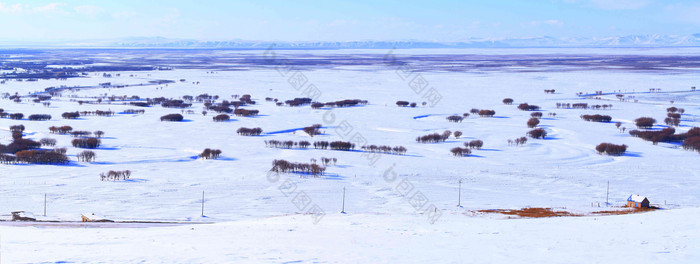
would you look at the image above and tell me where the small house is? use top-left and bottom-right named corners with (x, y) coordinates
top-left (11, 211), bottom-right (36, 221)
top-left (626, 195), bottom-right (650, 208)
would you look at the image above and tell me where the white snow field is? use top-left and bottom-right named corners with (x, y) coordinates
top-left (0, 48), bottom-right (699, 263)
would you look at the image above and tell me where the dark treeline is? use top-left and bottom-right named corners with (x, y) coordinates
top-left (122, 109), bottom-right (145, 114)
top-left (581, 114), bottom-right (612, 122)
top-left (311, 99), bottom-right (368, 109)
top-left (478, 110), bottom-right (496, 117)
top-left (450, 147), bottom-right (471, 156)
top-left (518, 103), bottom-right (540, 111)
top-left (634, 117), bottom-right (656, 129)
top-left (100, 170), bottom-right (132, 181)
top-left (360, 145), bottom-right (407, 155)
top-left (49, 126), bottom-right (73, 134)
top-left (596, 143), bottom-right (627, 155)
top-left (285, 97), bottom-right (313, 107)
top-left (237, 127), bottom-right (263, 136)
top-left (28, 114), bottom-right (51, 121)
top-left (71, 138), bottom-right (101, 148)
top-left (62, 112), bottom-right (80, 119)
top-left (213, 114), bottom-right (230, 122)
top-left (199, 148), bottom-right (222, 159)
top-left (160, 113), bottom-right (184, 121)
top-left (303, 124), bottom-right (322, 137)
top-left (630, 127), bottom-right (700, 147)
top-left (265, 140), bottom-right (356, 151)
top-left (416, 130), bottom-right (452, 143)
top-left (528, 128), bottom-right (547, 139)
top-left (271, 159), bottom-right (326, 176)
top-left (233, 108), bottom-right (259, 117)
top-left (447, 115), bottom-right (464, 122)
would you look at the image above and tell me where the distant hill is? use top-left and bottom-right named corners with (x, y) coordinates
top-left (3, 34), bottom-right (700, 49)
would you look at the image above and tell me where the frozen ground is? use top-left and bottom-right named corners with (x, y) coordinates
top-left (0, 48), bottom-right (699, 263)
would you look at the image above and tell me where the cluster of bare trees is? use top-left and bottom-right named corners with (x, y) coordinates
top-left (502, 98), bottom-right (514, 105)
top-left (683, 129), bottom-right (700, 153)
top-left (271, 159), bottom-right (326, 176)
top-left (239, 94), bottom-right (256, 105)
top-left (319, 157), bottom-right (337, 166)
top-left (527, 128), bottom-right (547, 139)
top-left (71, 138), bottom-right (101, 149)
top-left (360, 145), bottom-right (407, 155)
top-left (595, 143), bottom-right (627, 155)
top-left (100, 170), bottom-right (132, 181)
top-left (629, 127), bottom-right (700, 146)
top-left (544, 89), bottom-right (556, 94)
top-left (667, 113), bottom-right (681, 119)
top-left (396, 101), bottom-right (413, 107)
top-left (213, 114), bottom-right (230, 122)
top-left (329, 141), bottom-right (355, 150)
top-left (303, 124), bottom-right (322, 137)
top-left (1, 112), bottom-right (24, 120)
top-left (40, 138), bottom-right (57, 146)
top-left (581, 114), bottom-right (612, 122)
top-left (70, 131), bottom-right (92, 137)
top-left (13, 149), bottom-right (69, 164)
top-left (77, 110), bottom-right (115, 116)
top-left (478, 110), bottom-right (496, 117)
top-left (527, 118), bottom-right (540, 128)
top-left (556, 103), bottom-right (589, 109)
top-left (123, 109), bottom-right (145, 114)
top-left (49, 126), bottom-right (73, 134)
top-left (665, 117), bottom-right (681, 127)
top-left (518, 103), bottom-right (540, 111)
top-left (634, 117), bottom-right (656, 129)
top-left (237, 127), bottom-right (263, 136)
top-left (0, 136), bottom-right (41, 154)
top-left (199, 148), bottom-right (222, 159)
top-left (313, 99), bottom-right (368, 108)
top-left (62, 112), bottom-right (80, 119)
top-left (77, 150), bottom-right (96, 162)
top-left (265, 140), bottom-right (310, 149)
top-left (667, 107), bottom-right (685, 114)
top-left (447, 115), bottom-right (464, 122)
top-left (160, 114), bottom-right (184, 122)
top-left (160, 99), bottom-right (192, 108)
top-left (507, 137), bottom-right (528, 146)
top-left (466, 140), bottom-right (483, 149)
top-left (450, 147), bottom-right (471, 156)
top-left (416, 130), bottom-right (452, 143)
top-left (28, 114), bottom-right (51, 121)
top-left (285, 97), bottom-right (313, 107)
top-left (233, 108), bottom-right (259, 117)
top-left (9, 125), bottom-right (24, 132)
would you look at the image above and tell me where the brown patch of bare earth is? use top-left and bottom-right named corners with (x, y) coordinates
top-left (477, 208), bottom-right (581, 218)
top-left (477, 207), bottom-right (659, 218)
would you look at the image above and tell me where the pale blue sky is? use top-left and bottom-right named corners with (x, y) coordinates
top-left (0, 0), bottom-right (698, 41)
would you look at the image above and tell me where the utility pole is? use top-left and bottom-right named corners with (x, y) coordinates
top-left (457, 179), bottom-right (462, 207)
top-left (201, 191), bottom-right (205, 217)
top-left (341, 187), bottom-right (346, 214)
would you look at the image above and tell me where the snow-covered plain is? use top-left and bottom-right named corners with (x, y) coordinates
top-left (1, 48), bottom-right (699, 263)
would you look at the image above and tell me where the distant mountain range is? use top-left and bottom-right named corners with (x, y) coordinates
top-left (3, 34), bottom-right (700, 49)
